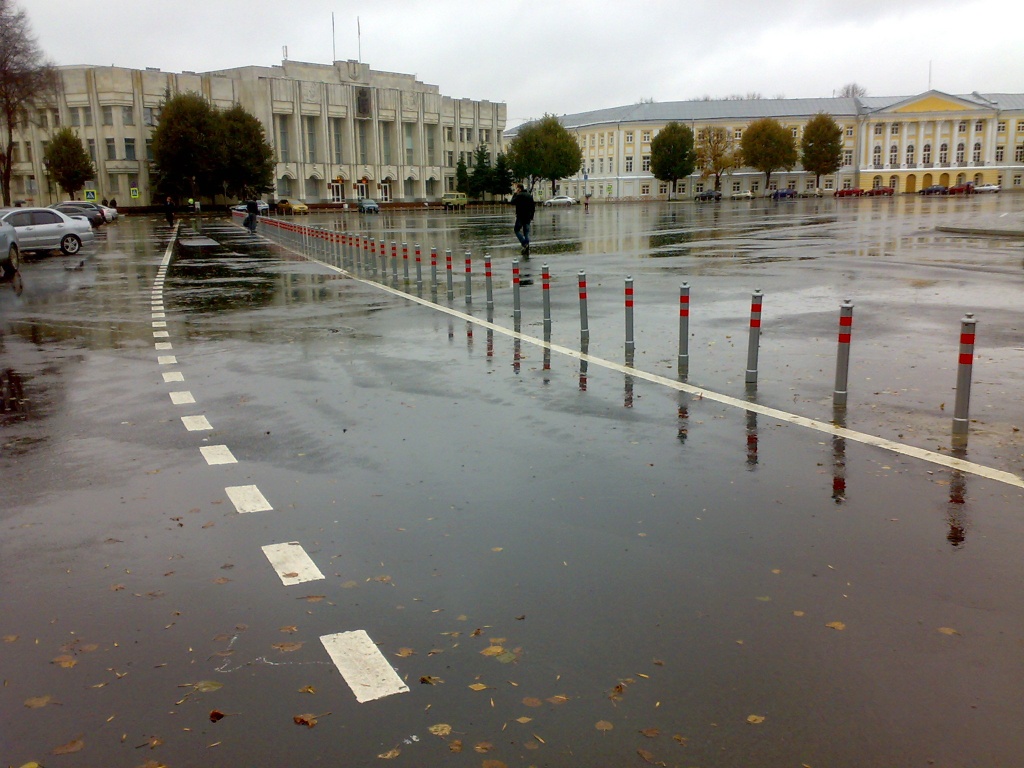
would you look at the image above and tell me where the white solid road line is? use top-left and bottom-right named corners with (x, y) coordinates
top-left (320, 630), bottom-right (410, 703)
top-left (180, 414), bottom-right (213, 431)
top-left (169, 391), bottom-right (196, 405)
top-left (261, 542), bottom-right (325, 585)
top-left (200, 444), bottom-right (237, 465)
top-left (225, 484), bottom-right (273, 513)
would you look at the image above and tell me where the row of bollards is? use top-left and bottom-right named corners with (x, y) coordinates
top-left (244, 213), bottom-right (979, 444)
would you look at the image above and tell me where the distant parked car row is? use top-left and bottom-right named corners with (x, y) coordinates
top-left (918, 182), bottom-right (1000, 195)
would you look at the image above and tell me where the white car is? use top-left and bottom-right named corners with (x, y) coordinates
top-left (0, 206), bottom-right (95, 255)
top-left (231, 200), bottom-right (270, 215)
top-left (60, 200), bottom-right (116, 222)
top-left (731, 190), bottom-right (754, 200)
top-left (973, 183), bottom-right (1000, 193)
top-left (543, 195), bottom-right (579, 206)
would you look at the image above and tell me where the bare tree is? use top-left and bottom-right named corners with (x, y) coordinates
top-left (838, 82), bottom-right (867, 98)
top-left (0, 0), bottom-right (57, 205)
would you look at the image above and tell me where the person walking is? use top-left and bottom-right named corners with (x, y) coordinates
top-left (510, 183), bottom-right (535, 257)
top-left (245, 198), bottom-right (259, 234)
top-left (164, 196), bottom-right (174, 227)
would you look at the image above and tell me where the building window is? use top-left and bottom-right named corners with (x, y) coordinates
top-left (70, 108), bottom-right (80, 127)
top-left (381, 123), bottom-right (392, 164)
top-left (404, 123), bottom-right (415, 165)
top-left (1017, 121), bottom-right (1024, 133)
top-left (625, 156), bottom-right (633, 172)
top-left (845, 126), bottom-right (854, 137)
top-left (51, 109), bottom-right (59, 127)
top-left (956, 142), bottom-right (965, 163)
top-left (1016, 145), bottom-right (1024, 163)
top-left (146, 139), bottom-right (154, 162)
top-left (102, 105), bottom-right (113, 126)
top-left (906, 144), bottom-right (914, 166)
top-left (124, 138), bottom-right (136, 161)
top-left (444, 126), bottom-right (453, 142)
top-left (676, 181), bottom-right (686, 194)
top-left (607, 157), bottom-right (614, 173)
top-left (625, 131), bottom-right (633, 143)
top-left (974, 120), bottom-right (984, 132)
top-left (304, 116), bottom-right (317, 163)
top-left (446, 150), bottom-right (453, 167)
top-left (83, 107), bottom-right (92, 127)
top-left (599, 134), bottom-right (604, 146)
top-left (972, 143), bottom-right (982, 162)
top-left (330, 118), bottom-right (343, 164)
top-left (357, 120), bottom-right (369, 164)
top-left (734, 128), bottom-right (743, 140)
top-left (1015, 174), bottom-right (1022, 186)
top-left (87, 138), bottom-right (96, 162)
top-left (843, 179), bottom-right (852, 190)
top-left (641, 131), bottom-right (650, 143)
top-left (922, 144), bottom-right (931, 164)
top-left (23, 142), bottom-right (32, 162)
top-left (641, 155), bottom-right (651, 172)
top-left (958, 121), bottom-right (967, 133)
top-left (426, 127), bottom-right (436, 165)
top-left (872, 145), bottom-right (882, 166)
top-left (791, 127), bottom-right (798, 138)
top-left (889, 145), bottom-right (898, 165)
top-left (995, 145), bottom-right (1004, 162)
top-left (874, 124), bottom-right (883, 135)
top-left (276, 114), bottom-right (290, 162)
top-left (599, 158), bottom-right (604, 173)
top-left (939, 143), bottom-right (948, 164)
top-left (143, 107), bottom-right (157, 127)
top-left (106, 137), bottom-right (116, 160)
top-left (122, 106), bottom-right (134, 126)
top-left (997, 121), bottom-right (1006, 133)
top-left (479, 129), bottom-right (489, 143)
top-left (608, 134), bottom-right (614, 146)
top-left (659, 182), bottom-right (667, 194)
top-left (843, 149), bottom-right (853, 166)
top-left (640, 183), bottom-right (650, 195)
top-left (891, 124), bottom-right (899, 135)
top-left (732, 181), bottom-right (741, 193)
top-left (824, 179), bottom-right (834, 190)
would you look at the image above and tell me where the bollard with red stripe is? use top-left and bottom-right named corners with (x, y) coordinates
top-left (542, 264), bottom-right (552, 339)
top-left (430, 247), bottom-right (438, 294)
top-left (952, 312), bottom-right (977, 439)
top-left (578, 270), bottom-right (589, 344)
top-left (445, 249), bottom-right (454, 300)
top-left (625, 276), bottom-right (635, 355)
top-left (512, 259), bottom-right (522, 323)
top-left (390, 241), bottom-right (398, 284)
top-left (415, 244), bottom-right (423, 291)
top-left (833, 299), bottom-right (854, 408)
top-left (745, 289), bottom-right (763, 385)
top-left (484, 254), bottom-right (493, 309)
top-left (402, 242), bottom-right (410, 282)
top-left (678, 282), bottom-right (690, 376)
top-left (464, 251), bottom-right (473, 307)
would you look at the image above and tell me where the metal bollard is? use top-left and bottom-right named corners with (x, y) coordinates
top-left (578, 270), bottom-right (589, 345)
top-left (542, 264), bottom-right (552, 339)
top-left (625, 276), bottom-right (635, 355)
top-left (430, 247), bottom-right (438, 298)
top-left (512, 259), bottom-right (521, 322)
top-left (952, 313), bottom-right (977, 440)
top-left (391, 241), bottom-right (398, 284)
top-left (484, 254), bottom-right (493, 310)
top-left (833, 299), bottom-right (854, 408)
top-left (745, 289), bottom-right (763, 385)
top-left (402, 242), bottom-right (410, 282)
top-left (415, 244), bottom-right (423, 291)
top-left (678, 282), bottom-right (690, 376)
top-left (445, 249), bottom-right (454, 300)
top-left (464, 251), bottom-right (472, 307)
top-left (378, 239), bottom-right (387, 281)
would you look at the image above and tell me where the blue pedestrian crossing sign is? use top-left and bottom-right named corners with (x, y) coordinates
top-left (85, 189), bottom-right (97, 201)
top-left (130, 186), bottom-right (139, 199)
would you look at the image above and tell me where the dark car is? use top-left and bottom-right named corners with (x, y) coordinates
top-left (771, 188), bottom-right (797, 199)
top-left (694, 189), bottom-right (721, 202)
top-left (51, 203), bottom-right (104, 228)
top-left (918, 185), bottom-right (948, 195)
top-left (358, 198), bottom-right (380, 213)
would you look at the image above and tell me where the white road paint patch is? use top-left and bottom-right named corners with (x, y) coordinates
top-left (225, 484), bottom-right (273, 514)
top-left (153, 330), bottom-right (170, 338)
top-left (162, 371), bottom-right (184, 382)
top-left (320, 630), bottom-right (410, 703)
top-left (261, 542), bottom-right (325, 585)
top-left (152, 321), bottom-right (167, 328)
top-left (157, 355), bottom-right (177, 365)
top-left (169, 391), bottom-right (195, 405)
top-left (152, 312), bottom-right (165, 319)
top-left (155, 342), bottom-right (173, 350)
top-left (200, 444), bottom-right (237, 465)
top-left (181, 414), bottom-right (213, 431)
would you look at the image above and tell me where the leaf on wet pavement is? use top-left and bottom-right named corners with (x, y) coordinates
top-left (377, 747), bottom-right (400, 758)
top-left (825, 621), bottom-right (846, 631)
top-left (372, 575), bottom-right (392, 584)
top-left (279, 626), bottom-right (298, 634)
top-left (516, 716), bottom-right (533, 724)
top-left (747, 715), bottom-right (765, 724)
top-left (937, 627), bottom-right (960, 636)
top-left (281, 572), bottom-right (298, 578)
top-left (3, 634), bottom-right (19, 643)
top-left (419, 675), bottom-right (443, 685)
top-left (482, 760), bottom-right (508, 768)
top-left (640, 727), bottom-right (660, 737)
top-left (672, 734), bottom-right (689, 745)
top-left (24, 695), bottom-right (53, 708)
top-left (395, 647), bottom-right (415, 657)
top-left (298, 685), bottom-right (316, 694)
top-left (212, 577), bottom-right (231, 585)
top-left (299, 595), bottom-right (326, 602)
top-left (468, 683), bottom-right (489, 691)
top-left (273, 642), bottom-right (304, 653)
top-left (294, 712), bottom-right (330, 728)
top-left (448, 740), bottom-right (463, 753)
top-left (480, 645), bottom-right (505, 657)
top-left (473, 741), bottom-right (494, 753)
top-left (636, 748), bottom-right (665, 765)
top-left (193, 680), bottom-right (223, 693)
top-left (793, 611), bottom-right (805, 617)
top-left (522, 697), bottom-right (543, 707)
top-left (209, 710), bottom-right (226, 722)
top-left (427, 723), bottom-right (452, 737)
top-left (52, 738), bottom-right (85, 755)
top-left (595, 720), bottom-right (613, 732)
top-left (546, 694), bottom-right (569, 705)
top-left (52, 655), bottom-right (77, 669)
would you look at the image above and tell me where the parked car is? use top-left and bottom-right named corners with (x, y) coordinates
top-left (61, 200), bottom-right (116, 222)
top-left (543, 195), bottom-right (579, 206)
top-left (277, 199), bottom-right (309, 214)
top-left (863, 187), bottom-right (895, 196)
top-left (947, 182), bottom-right (974, 195)
top-left (918, 185), bottom-right (948, 195)
top-left (51, 202), bottom-right (105, 228)
top-left (974, 183), bottom-right (1001, 193)
top-left (440, 192), bottom-right (468, 209)
top-left (231, 200), bottom-right (269, 215)
top-left (834, 188), bottom-right (865, 198)
top-left (358, 198), bottom-right (380, 213)
top-left (0, 216), bottom-right (19, 277)
top-left (731, 190), bottom-right (754, 200)
top-left (771, 188), bottom-right (798, 199)
top-left (798, 188), bottom-right (824, 198)
top-left (694, 189), bottom-right (721, 202)
top-left (1, 206), bottom-right (95, 255)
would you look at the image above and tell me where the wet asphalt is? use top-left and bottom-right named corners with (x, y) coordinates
top-left (2, 196), bottom-right (1024, 767)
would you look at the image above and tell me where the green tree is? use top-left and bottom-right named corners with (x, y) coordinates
top-left (455, 157), bottom-right (469, 194)
top-left (151, 91), bottom-right (222, 200)
top-left (506, 114), bottom-right (582, 196)
top-left (218, 104), bottom-right (274, 199)
top-left (488, 151), bottom-right (514, 198)
top-left (43, 126), bottom-right (93, 198)
top-left (800, 113), bottom-right (843, 189)
top-left (740, 117), bottom-right (797, 190)
top-left (650, 122), bottom-right (695, 199)
top-left (694, 126), bottom-right (739, 192)
top-left (0, 0), bottom-right (58, 205)
top-left (468, 144), bottom-right (491, 199)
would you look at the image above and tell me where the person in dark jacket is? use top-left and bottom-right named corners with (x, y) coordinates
top-left (164, 196), bottom-right (174, 227)
top-left (245, 198), bottom-right (259, 233)
top-left (510, 183), bottom-right (535, 257)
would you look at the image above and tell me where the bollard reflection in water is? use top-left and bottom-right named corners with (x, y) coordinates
top-left (579, 341), bottom-right (589, 392)
top-left (946, 447), bottom-right (969, 547)
top-left (831, 408), bottom-right (847, 503)
top-left (676, 391), bottom-right (689, 445)
top-left (624, 349), bottom-right (635, 408)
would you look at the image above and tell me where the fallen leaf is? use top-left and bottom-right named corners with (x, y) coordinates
top-left (533, 734), bottom-right (545, 744)
top-left (52, 738), bottom-right (85, 755)
top-left (595, 720), bottom-right (613, 732)
top-left (672, 734), bottom-right (689, 745)
top-left (938, 627), bottom-right (960, 636)
top-left (491, 547), bottom-right (503, 552)
top-left (373, 575), bottom-right (392, 584)
top-left (144, 736), bottom-right (164, 749)
top-left (637, 748), bottom-right (663, 765)
top-left (193, 680), bottom-right (223, 693)
top-left (272, 642), bottom-right (304, 653)
top-left (825, 621), bottom-right (846, 631)
top-left (482, 761), bottom-right (507, 768)
top-left (522, 697), bottom-right (543, 707)
top-left (377, 747), bottom-right (401, 758)
top-left (299, 595), bottom-right (325, 603)
top-left (281, 572), bottom-right (299, 578)
top-left (793, 611), bottom-right (805, 617)
top-left (24, 695), bottom-right (53, 708)
top-left (279, 626), bottom-right (299, 634)
top-left (516, 717), bottom-right (533, 724)
top-left (209, 709), bottom-right (226, 722)
top-left (2, 634), bottom-right (18, 643)
top-left (468, 683), bottom-right (489, 691)
top-left (428, 723), bottom-right (452, 737)
top-left (294, 713), bottom-right (320, 728)
top-left (546, 694), bottom-right (569, 705)
top-left (212, 577), bottom-right (231, 585)
top-left (640, 727), bottom-right (660, 737)
top-left (395, 647), bottom-right (415, 658)
top-left (480, 646), bottom-right (505, 657)
top-left (448, 740), bottom-right (463, 753)
top-left (52, 655), bottom-right (77, 669)
top-left (419, 675), bottom-right (443, 685)
top-left (298, 685), bottom-right (316, 694)
top-left (474, 741), bottom-right (493, 753)
top-left (747, 715), bottom-right (765, 724)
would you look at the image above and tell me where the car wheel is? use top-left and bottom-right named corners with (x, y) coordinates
top-left (60, 234), bottom-right (82, 255)
top-left (3, 244), bottom-right (19, 272)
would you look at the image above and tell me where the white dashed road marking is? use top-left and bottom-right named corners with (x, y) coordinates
top-left (153, 321), bottom-right (167, 328)
top-left (162, 371), bottom-right (184, 382)
top-left (320, 630), bottom-right (410, 703)
top-left (155, 342), bottom-right (173, 350)
top-left (169, 391), bottom-right (195, 405)
top-left (225, 484), bottom-right (273, 513)
top-left (153, 330), bottom-right (170, 338)
top-left (261, 542), bottom-right (325, 585)
top-left (180, 414), bottom-right (213, 431)
top-left (157, 355), bottom-right (177, 365)
top-left (200, 444), bottom-right (237, 465)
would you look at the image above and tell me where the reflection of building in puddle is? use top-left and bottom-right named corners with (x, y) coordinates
top-left (0, 369), bottom-right (28, 420)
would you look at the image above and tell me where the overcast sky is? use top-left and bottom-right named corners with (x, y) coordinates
top-left (27, 0), bottom-right (1024, 128)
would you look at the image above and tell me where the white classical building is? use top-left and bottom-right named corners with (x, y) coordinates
top-left (508, 91), bottom-right (1024, 200)
top-left (8, 59), bottom-right (505, 207)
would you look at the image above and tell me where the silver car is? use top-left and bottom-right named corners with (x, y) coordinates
top-left (0, 206), bottom-right (95, 256)
top-left (0, 217), bottom-right (19, 276)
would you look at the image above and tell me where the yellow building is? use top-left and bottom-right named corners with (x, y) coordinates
top-left (507, 90), bottom-right (1024, 199)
